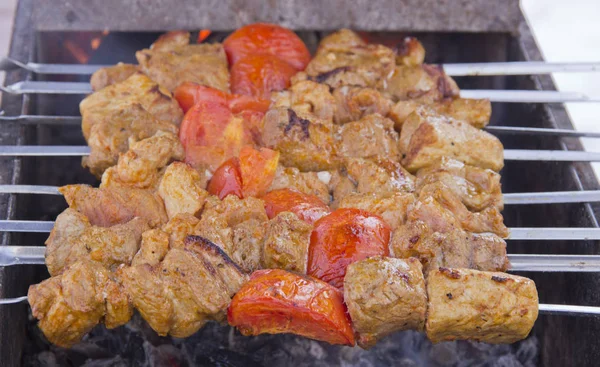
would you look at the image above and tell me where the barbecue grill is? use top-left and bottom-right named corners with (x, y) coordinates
top-left (2, 0), bottom-right (600, 365)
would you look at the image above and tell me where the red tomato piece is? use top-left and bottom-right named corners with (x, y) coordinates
top-left (223, 23), bottom-right (311, 71)
top-left (308, 208), bottom-right (391, 289)
top-left (173, 82), bottom-right (229, 113)
top-left (207, 157), bottom-right (243, 199)
top-left (262, 189), bottom-right (331, 224)
top-left (227, 269), bottom-right (355, 346)
top-left (230, 54), bottom-right (298, 100)
top-left (239, 146), bottom-right (280, 197)
top-left (228, 95), bottom-right (271, 115)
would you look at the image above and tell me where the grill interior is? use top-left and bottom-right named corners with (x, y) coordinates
top-left (2, 26), bottom-right (600, 366)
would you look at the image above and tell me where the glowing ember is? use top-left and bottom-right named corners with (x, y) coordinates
top-left (198, 29), bottom-right (212, 43)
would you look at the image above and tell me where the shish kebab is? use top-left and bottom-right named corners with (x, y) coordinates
top-left (1, 24), bottom-right (596, 350)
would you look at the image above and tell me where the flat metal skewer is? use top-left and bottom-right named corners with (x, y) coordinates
top-left (3, 59), bottom-right (599, 76)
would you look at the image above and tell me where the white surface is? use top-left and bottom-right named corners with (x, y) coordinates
top-left (522, 0), bottom-right (600, 180)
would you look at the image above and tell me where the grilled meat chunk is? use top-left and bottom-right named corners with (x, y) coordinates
top-left (426, 268), bottom-right (538, 344)
top-left (338, 192), bottom-right (415, 230)
top-left (389, 98), bottom-right (491, 130)
top-left (408, 182), bottom-right (508, 237)
top-left (90, 63), bottom-right (139, 91)
top-left (262, 212), bottom-right (312, 273)
top-left (45, 208), bottom-right (149, 276)
top-left (28, 260), bottom-right (132, 348)
top-left (131, 229), bottom-right (170, 266)
top-left (117, 236), bottom-right (247, 337)
top-left (158, 162), bottom-right (209, 219)
top-left (339, 114), bottom-right (399, 161)
top-left (80, 72), bottom-right (183, 176)
top-left (332, 86), bottom-right (392, 125)
top-left (262, 107), bottom-right (341, 171)
top-left (382, 65), bottom-right (459, 103)
top-left (162, 213), bottom-right (200, 248)
top-left (272, 80), bottom-right (336, 122)
top-left (416, 157), bottom-right (503, 212)
top-left (394, 37), bottom-right (425, 66)
top-left (391, 220), bottom-right (509, 274)
top-left (60, 184), bottom-right (168, 228)
top-left (303, 30), bottom-right (395, 89)
top-left (344, 257), bottom-right (427, 348)
top-left (268, 166), bottom-right (331, 204)
top-left (399, 108), bottom-right (504, 172)
top-left (136, 31), bottom-right (230, 92)
top-left (345, 157), bottom-right (416, 197)
top-left (100, 131), bottom-right (185, 190)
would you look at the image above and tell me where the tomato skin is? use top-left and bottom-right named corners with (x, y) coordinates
top-left (262, 189), bottom-right (330, 224)
top-left (207, 157), bottom-right (244, 199)
top-left (227, 269), bottom-right (355, 346)
top-left (239, 146), bottom-right (280, 197)
top-left (308, 208), bottom-right (391, 289)
top-left (230, 54), bottom-right (298, 100)
top-left (223, 23), bottom-right (311, 71)
top-left (174, 82), bottom-right (229, 113)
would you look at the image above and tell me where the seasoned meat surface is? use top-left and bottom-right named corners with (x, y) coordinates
top-left (394, 37), bottom-right (425, 66)
top-left (382, 65), bottom-right (459, 103)
top-left (391, 220), bottom-right (509, 274)
top-left (162, 213), bottom-right (200, 248)
top-left (90, 63), bottom-right (139, 91)
top-left (28, 260), bottom-right (132, 348)
top-left (262, 107), bottom-right (341, 171)
top-left (100, 131), bottom-right (185, 190)
top-left (345, 157), bottom-right (416, 197)
top-left (338, 114), bottom-right (399, 161)
top-left (268, 165), bottom-right (330, 204)
top-left (60, 184), bottom-right (168, 228)
top-left (136, 31), bottom-right (230, 92)
top-left (332, 86), bottom-right (392, 125)
top-left (416, 157), bottom-right (503, 212)
top-left (262, 212), bottom-right (312, 273)
top-left (132, 229), bottom-right (170, 266)
top-left (426, 268), bottom-right (538, 344)
top-left (158, 162), bottom-right (209, 219)
top-left (399, 108), bottom-right (504, 172)
top-left (338, 192), bottom-right (415, 230)
top-left (344, 257), bottom-right (427, 348)
top-left (80, 72), bottom-right (182, 176)
top-left (45, 208), bottom-right (149, 275)
top-left (272, 80), bottom-right (336, 122)
top-left (389, 98), bottom-right (491, 130)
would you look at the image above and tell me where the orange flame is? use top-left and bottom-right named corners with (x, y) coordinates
top-left (197, 29), bottom-right (212, 43)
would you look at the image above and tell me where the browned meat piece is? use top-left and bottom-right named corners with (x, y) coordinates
top-left (382, 65), bottom-right (459, 103)
top-left (158, 162), bottom-right (209, 219)
top-left (339, 114), bottom-right (399, 161)
top-left (426, 268), bottom-right (539, 344)
top-left (332, 86), bottom-right (392, 125)
top-left (399, 108), bottom-right (504, 172)
top-left (161, 213), bottom-right (200, 248)
top-left (395, 37), bottom-right (425, 66)
top-left (60, 184), bottom-right (168, 228)
top-left (345, 157), bottom-right (416, 197)
top-left (117, 236), bottom-right (247, 337)
top-left (262, 107), bottom-right (341, 171)
top-left (391, 220), bottom-right (509, 274)
top-left (338, 192), bottom-right (415, 230)
top-left (100, 131), bottom-right (185, 190)
top-left (415, 182), bottom-right (508, 237)
top-left (268, 165), bottom-right (331, 204)
top-left (45, 208), bottom-right (149, 275)
top-left (90, 63), bottom-right (139, 91)
top-left (196, 195), bottom-right (269, 271)
top-left (344, 257), bottom-right (427, 348)
top-left (329, 169), bottom-right (357, 207)
top-left (272, 80), bottom-right (336, 122)
top-left (261, 212), bottom-right (312, 273)
top-left (389, 98), bottom-right (491, 130)
top-left (132, 229), bottom-right (170, 266)
top-left (304, 30), bottom-right (395, 89)
top-left (28, 260), bottom-right (132, 348)
top-left (80, 72), bottom-right (183, 176)
top-left (136, 31), bottom-right (230, 92)
top-left (416, 157), bottom-right (503, 212)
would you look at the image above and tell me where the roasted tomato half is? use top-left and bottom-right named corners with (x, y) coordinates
top-left (308, 208), bottom-right (391, 289)
top-left (262, 188), bottom-right (331, 224)
top-left (223, 23), bottom-right (311, 71)
top-left (230, 54), bottom-right (298, 100)
top-left (207, 157), bottom-right (243, 200)
top-left (227, 269), bottom-right (355, 345)
top-left (174, 82), bottom-right (270, 114)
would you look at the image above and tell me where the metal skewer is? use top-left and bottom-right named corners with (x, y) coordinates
top-left (3, 59), bottom-right (599, 76)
